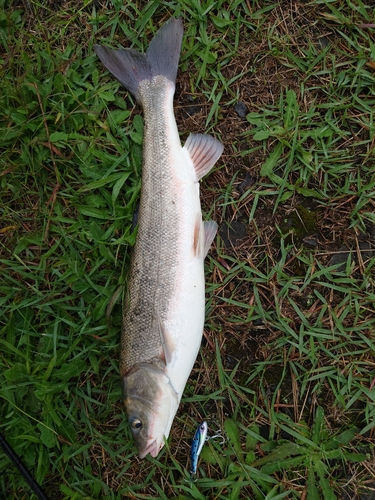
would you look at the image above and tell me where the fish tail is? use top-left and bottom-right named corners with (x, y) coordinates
top-left (94, 18), bottom-right (183, 102)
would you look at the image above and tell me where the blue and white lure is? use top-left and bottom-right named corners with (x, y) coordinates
top-left (190, 421), bottom-right (208, 478)
top-left (189, 421), bottom-right (225, 480)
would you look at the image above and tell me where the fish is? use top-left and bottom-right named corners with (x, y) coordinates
top-left (94, 18), bottom-right (223, 459)
top-left (190, 421), bottom-right (208, 477)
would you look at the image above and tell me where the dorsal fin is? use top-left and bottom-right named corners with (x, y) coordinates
top-left (183, 134), bottom-right (224, 181)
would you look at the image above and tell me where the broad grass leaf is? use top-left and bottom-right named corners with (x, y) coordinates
top-left (133, 114), bottom-right (144, 135)
top-left (79, 173), bottom-right (125, 191)
top-left (112, 172), bottom-right (131, 205)
top-left (16, 434), bottom-right (40, 443)
top-left (303, 126), bottom-right (332, 140)
top-left (2, 128), bottom-right (20, 143)
top-left (260, 455), bottom-right (307, 474)
top-left (58, 420), bottom-right (77, 444)
top-left (260, 440), bottom-right (277, 453)
top-left (57, 359), bottom-right (86, 380)
top-left (215, 340), bottom-right (225, 388)
top-left (49, 131), bottom-right (69, 142)
top-left (3, 363), bottom-right (28, 381)
top-left (253, 442), bottom-right (306, 467)
top-left (210, 15), bottom-right (233, 28)
top-left (295, 186), bottom-right (324, 199)
top-left (265, 486), bottom-right (291, 499)
top-left (99, 243), bottom-right (115, 263)
top-left (36, 447), bottom-right (50, 484)
top-left (253, 130), bottom-right (272, 140)
top-left (42, 356), bottom-right (57, 381)
top-left (315, 460), bottom-right (337, 500)
top-left (85, 194), bottom-right (107, 207)
top-left (246, 450), bottom-right (256, 464)
top-left (311, 407), bottom-right (325, 444)
top-left (260, 142), bottom-right (283, 177)
top-left (76, 206), bottom-right (109, 219)
top-left (98, 90), bottom-right (116, 101)
top-left (37, 423), bottom-right (57, 448)
top-left (271, 125), bottom-right (286, 136)
top-left (228, 484), bottom-right (242, 500)
top-left (130, 132), bottom-right (143, 145)
top-left (284, 89), bottom-right (298, 128)
top-left (196, 49), bottom-right (217, 64)
top-left (108, 109), bottom-right (130, 125)
top-left (298, 149), bottom-right (313, 164)
top-left (106, 285), bottom-right (123, 319)
top-left (242, 464), bottom-right (279, 485)
top-left (89, 221), bottom-right (104, 242)
top-left (60, 485), bottom-right (80, 497)
top-left (307, 468), bottom-right (320, 500)
top-left (10, 109), bottom-right (27, 124)
top-left (331, 427), bottom-right (356, 446)
top-left (224, 418), bottom-right (242, 459)
top-left (201, 445), bottom-right (225, 471)
top-left (279, 189), bottom-right (294, 201)
top-left (341, 452), bottom-right (369, 462)
top-left (246, 424), bottom-right (261, 451)
top-left (0, 338), bottom-right (29, 360)
top-left (246, 112), bottom-right (263, 125)
top-left (13, 232), bottom-right (44, 255)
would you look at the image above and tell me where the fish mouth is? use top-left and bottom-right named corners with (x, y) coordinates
top-left (139, 439), bottom-right (162, 459)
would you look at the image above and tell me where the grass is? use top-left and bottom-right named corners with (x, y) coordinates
top-left (1, 0), bottom-right (375, 498)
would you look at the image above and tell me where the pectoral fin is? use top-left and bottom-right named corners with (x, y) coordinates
top-left (156, 312), bottom-right (175, 366)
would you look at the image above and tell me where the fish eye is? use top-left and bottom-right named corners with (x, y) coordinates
top-left (130, 418), bottom-right (142, 430)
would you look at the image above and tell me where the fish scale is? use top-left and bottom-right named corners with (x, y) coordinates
top-left (121, 78), bottom-right (179, 374)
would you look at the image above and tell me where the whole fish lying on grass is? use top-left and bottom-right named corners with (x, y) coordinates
top-left (95, 18), bottom-right (223, 458)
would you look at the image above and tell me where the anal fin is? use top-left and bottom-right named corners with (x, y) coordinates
top-left (193, 217), bottom-right (218, 258)
top-left (203, 221), bottom-right (218, 257)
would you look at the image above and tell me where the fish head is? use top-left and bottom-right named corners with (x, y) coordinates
top-left (122, 362), bottom-right (179, 459)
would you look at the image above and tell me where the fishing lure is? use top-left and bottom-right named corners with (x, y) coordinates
top-left (190, 421), bottom-right (208, 477)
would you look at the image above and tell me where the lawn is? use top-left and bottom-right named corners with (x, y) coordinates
top-left (1, 0), bottom-right (375, 498)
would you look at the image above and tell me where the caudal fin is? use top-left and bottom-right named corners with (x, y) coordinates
top-left (94, 18), bottom-right (183, 102)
